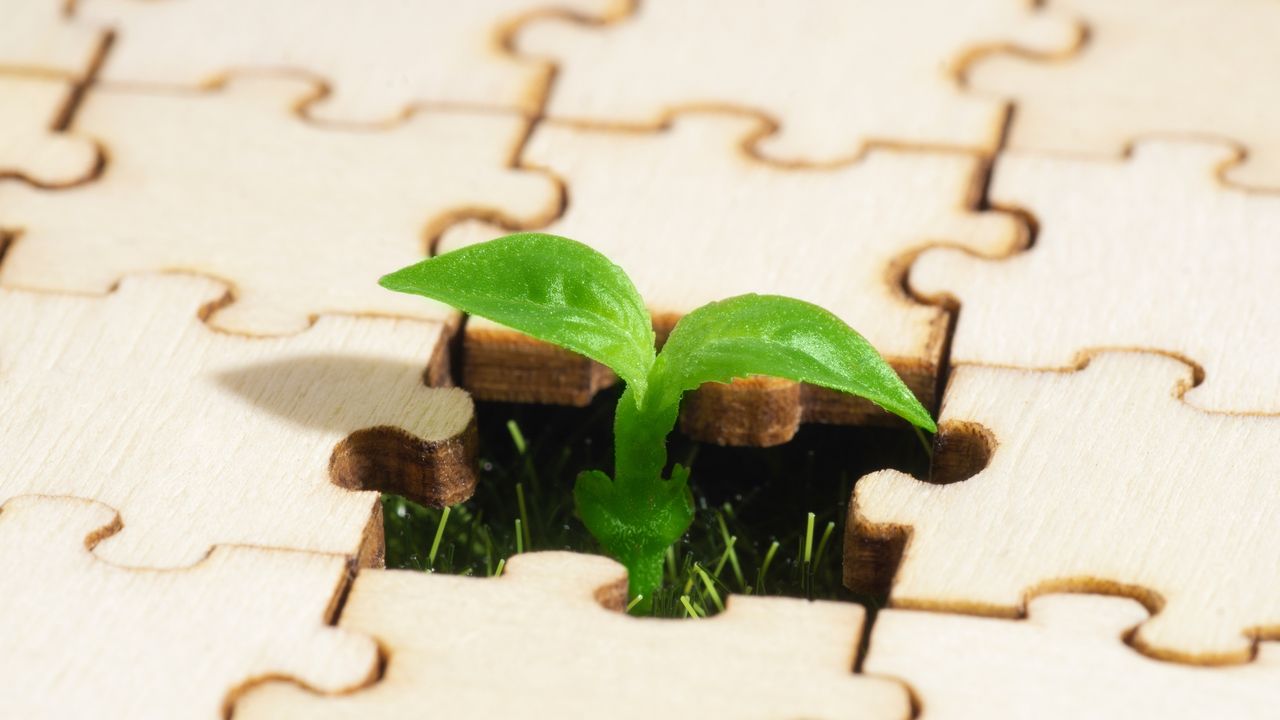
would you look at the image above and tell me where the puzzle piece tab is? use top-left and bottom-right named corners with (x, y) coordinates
top-left (910, 140), bottom-right (1280, 414)
top-left (867, 595), bottom-right (1280, 718)
top-left (443, 114), bottom-right (1024, 442)
top-left (517, 0), bottom-right (1078, 162)
top-left (968, 0), bottom-right (1280, 188)
top-left (851, 352), bottom-right (1280, 664)
top-left (75, 0), bottom-right (628, 121)
top-left (235, 551), bottom-right (911, 719)
top-left (1, 494), bottom-right (377, 719)
top-left (0, 274), bottom-right (475, 568)
top-left (0, 75), bottom-right (99, 186)
top-left (0, 76), bottom-right (559, 336)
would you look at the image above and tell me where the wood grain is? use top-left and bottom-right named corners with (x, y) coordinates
top-left (868, 596), bottom-right (1280, 719)
top-left (0, 494), bottom-right (378, 719)
top-left (911, 139), bottom-right (1280, 414)
top-left (0, 274), bottom-right (475, 568)
top-left (235, 551), bottom-right (912, 719)
top-left (850, 352), bottom-right (1280, 664)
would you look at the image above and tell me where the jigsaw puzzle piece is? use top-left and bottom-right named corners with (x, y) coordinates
top-left (0, 75), bottom-right (99, 186)
top-left (0, 0), bottom-right (103, 76)
top-left (74, 0), bottom-right (629, 122)
top-left (967, 0), bottom-right (1280, 189)
top-left (866, 595), bottom-right (1280, 718)
top-left (0, 75), bottom-right (560, 336)
top-left (515, 0), bottom-right (1079, 162)
top-left (1, 494), bottom-right (377, 718)
top-left (234, 551), bottom-right (911, 719)
top-left (0, 274), bottom-right (476, 568)
top-left (910, 139), bottom-right (1279, 414)
top-left (441, 113), bottom-right (1024, 442)
top-left (850, 351), bottom-right (1280, 664)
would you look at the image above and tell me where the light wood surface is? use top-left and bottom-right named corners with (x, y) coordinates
top-left (235, 551), bottom-right (912, 719)
top-left (0, 494), bottom-right (378, 719)
top-left (75, 0), bottom-right (629, 121)
top-left (0, 274), bottom-right (475, 568)
top-left (516, 0), bottom-right (1079, 162)
top-left (850, 352), bottom-right (1280, 664)
top-left (911, 140), bottom-right (1280, 414)
top-left (968, 0), bottom-right (1280, 189)
top-left (0, 74), bottom-right (99, 186)
top-left (0, 0), bottom-right (102, 76)
top-left (867, 595), bottom-right (1280, 719)
top-left (443, 114), bottom-right (1025, 442)
top-left (0, 75), bottom-right (560, 336)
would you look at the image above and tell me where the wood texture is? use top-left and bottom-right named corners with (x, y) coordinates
top-left (967, 0), bottom-right (1280, 188)
top-left (867, 595), bottom-right (1280, 719)
top-left (0, 0), bottom-right (102, 76)
top-left (850, 352), bottom-right (1280, 664)
top-left (0, 75), bottom-right (560, 336)
top-left (75, 0), bottom-right (629, 121)
top-left (235, 551), bottom-right (912, 719)
top-left (911, 140), bottom-right (1280, 414)
top-left (0, 274), bottom-right (476, 568)
top-left (516, 0), bottom-right (1079, 162)
top-left (0, 74), bottom-right (99, 186)
top-left (0, 494), bottom-right (378, 719)
top-left (442, 114), bottom-right (1025, 442)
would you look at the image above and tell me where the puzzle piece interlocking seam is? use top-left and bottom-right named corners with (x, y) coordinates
top-left (0, 273), bottom-right (476, 569)
top-left (441, 112), bottom-right (1027, 443)
top-left (515, 0), bottom-right (1080, 163)
top-left (72, 0), bottom-right (631, 123)
top-left (0, 74), bottom-right (100, 187)
top-left (1, 494), bottom-right (378, 719)
top-left (234, 551), bottom-right (913, 719)
top-left (866, 595), bottom-right (1280, 719)
top-left (909, 139), bottom-right (1280, 415)
top-left (0, 74), bottom-right (561, 337)
top-left (966, 0), bottom-right (1280, 189)
top-left (850, 351), bottom-right (1280, 665)
top-left (0, 0), bottom-right (104, 78)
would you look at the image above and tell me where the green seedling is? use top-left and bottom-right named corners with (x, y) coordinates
top-left (381, 233), bottom-right (935, 603)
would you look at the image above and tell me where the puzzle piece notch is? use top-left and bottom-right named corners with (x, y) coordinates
top-left (867, 595), bottom-right (1280, 719)
top-left (235, 551), bottom-right (912, 719)
top-left (0, 273), bottom-right (475, 568)
top-left (441, 112), bottom-right (1024, 441)
top-left (0, 75), bottom-right (99, 186)
top-left (1, 494), bottom-right (378, 719)
top-left (515, 0), bottom-right (1079, 162)
top-left (75, 0), bottom-right (630, 122)
top-left (910, 138), bottom-right (1280, 414)
top-left (850, 351), bottom-right (1280, 664)
top-left (966, 0), bottom-right (1280, 189)
top-left (0, 0), bottom-right (103, 77)
top-left (0, 74), bottom-right (561, 336)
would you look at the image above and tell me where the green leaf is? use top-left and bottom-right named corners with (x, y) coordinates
top-left (381, 233), bottom-right (656, 394)
top-left (649, 294), bottom-right (936, 432)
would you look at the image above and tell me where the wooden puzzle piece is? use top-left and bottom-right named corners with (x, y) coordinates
top-left (0, 74), bottom-right (99, 186)
top-left (442, 114), bottom-right (1025, 443)
top-left (234, 551), bottom-right (912, 719)
top-left (0, 75), bottom-right (560, 336)
top-left (0, 0), bottom-right (102, 76)
top-left (850, 352), bottom-right (1280, 664)
top-left (867, 595), bottom-right (1280, 719)
top-left (0, 274), bottom-right (475, 568)
top-left (74, 0), bottom-right (629, 122)
top-left (515, 0), bottom-right (1079, 163)
top-left (967, 0), bottom-right (1280, 189)
top-left (910, 140), bottom-right (1280, 414)
top-left (1, 494), bottom-right (378, 719)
